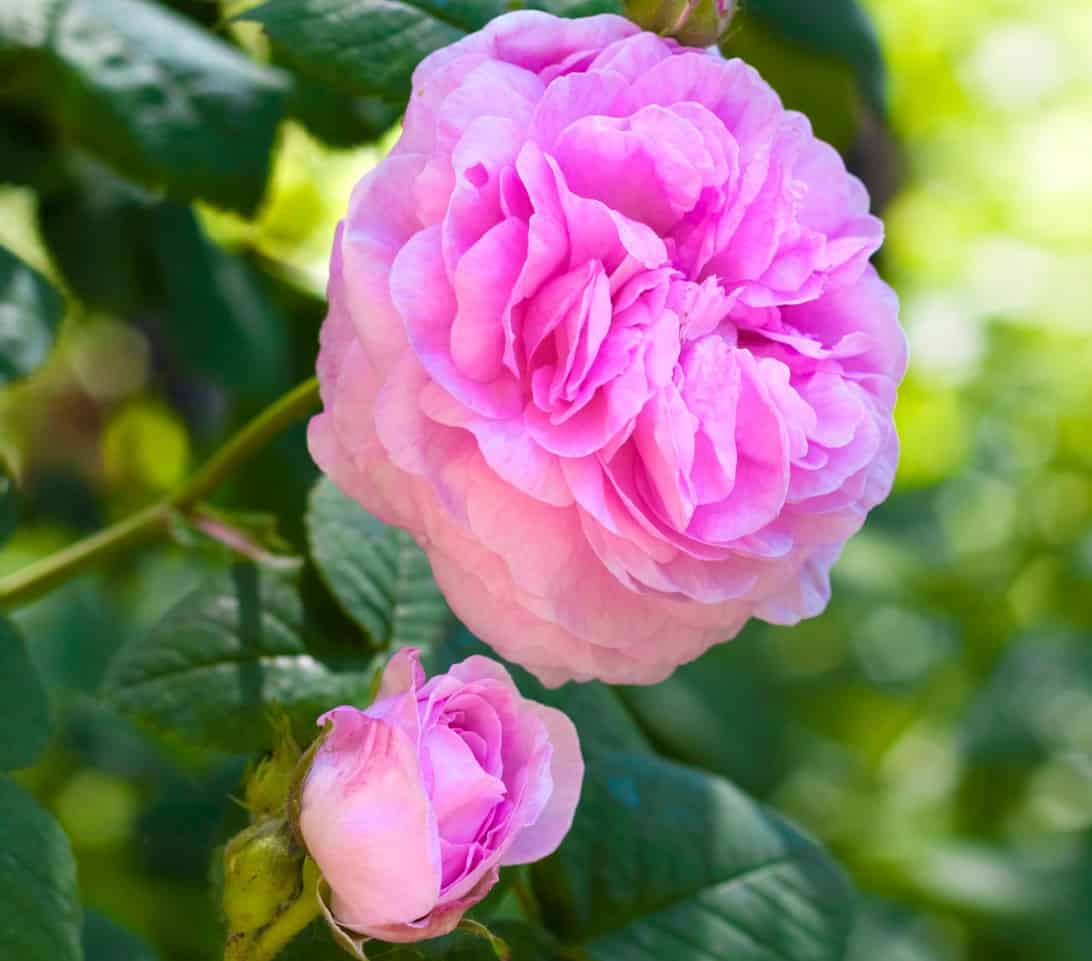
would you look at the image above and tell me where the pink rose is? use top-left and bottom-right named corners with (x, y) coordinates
top-left (309, 13), bottom-right (907, 685)
top-left (298, 648), bottom-right (582, 944)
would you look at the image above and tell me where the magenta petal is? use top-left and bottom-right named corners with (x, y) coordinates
top-left (392, 226), bottom-right (524, 418)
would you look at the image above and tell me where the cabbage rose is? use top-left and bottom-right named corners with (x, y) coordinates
top-left (309, 12), bottom-right (907, 685)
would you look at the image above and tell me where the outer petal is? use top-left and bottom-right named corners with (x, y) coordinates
top-left (500, 703), bottom-right (583, 864)
top-left (300, 710), bottom-right (441, 933)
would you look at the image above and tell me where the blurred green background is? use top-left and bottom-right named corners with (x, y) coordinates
top-left (1, 0), bottom-right (1090, 959)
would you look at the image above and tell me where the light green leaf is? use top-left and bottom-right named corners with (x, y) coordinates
top-left (0, 244), bottom-right (63, 386)
top-left (103, 564), bottom-right (380, 754)
top-left (306, 477), bottom-right (450, 653)
top-left (0, 776), bottom-right (82, 961)
top-left (1, 0), bottom-right (288, 215)
top-left (0, 616), bottom-right (51, 771)
top-left (533, 751), bottom-right (855, 961)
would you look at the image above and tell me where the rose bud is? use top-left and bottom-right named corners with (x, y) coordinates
top-left (298, 648), bottom-right (583, 945)
top-left (625, 0), bottom-right (736, 48)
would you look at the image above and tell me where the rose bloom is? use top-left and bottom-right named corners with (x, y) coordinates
top-left (309, 12), bottom-right (907, 685)
top-left (299, 648), bottom-right (582, 944)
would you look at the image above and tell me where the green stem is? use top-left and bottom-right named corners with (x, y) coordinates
top-left (0, 377), bottom-right (321, 610)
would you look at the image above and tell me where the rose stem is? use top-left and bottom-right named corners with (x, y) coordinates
top-left (0, 377), bottom-right (321, 609)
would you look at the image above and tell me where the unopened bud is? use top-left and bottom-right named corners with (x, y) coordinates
top-left (223, 817), bottom-right (304, 936)
top-left (243, 710), bottom-right (302, 821)
top-left (625, 0), bottom-right (736, 48)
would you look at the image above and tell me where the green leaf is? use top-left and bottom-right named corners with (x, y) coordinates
top-left (36, 157), bottom-right (159, 316)
top-left (533, 751), bottom-right (855, 961)
top-left (82, 910), bottom-right (161, 961)
top-left (0, 244), bottom-right (63, 386)
top-left (242, 0), bottom-right (483, 102)
top-left (242, 0), bottom-right (621, 105)
top-left (0, 0), bottom-right (288, 215)
top-left (742, 0), bottom-right (887, 115)
top-left (618, 633), bottom-right (789, 796)
top-left (306, 477), bottom-right (450, 653)
top-left (0, 776), bottom-right (82, 961)
top-left (284, 73), bottom-right (402, 148)
top-left (0, 616), bottom-right (51, 771)
top-left (0, 108), bottom-right (59, 190)
top-left (152, 204), bottom-right (292, 402)
top-left (0, 460), bottom-right (18, 545)
top-left (103, 564), bottom-right (381, 754)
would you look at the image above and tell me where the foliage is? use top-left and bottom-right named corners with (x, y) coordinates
top-left (1, 1), bottom-right (1090, 961)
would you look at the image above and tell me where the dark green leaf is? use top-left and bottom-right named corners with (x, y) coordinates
top-left (527, 0), bottom-right (623, 16)
top-left (104, 564), bottom-right (380, 754)
top-left (618, 633), bottom-right (788, 795)
top-left (242, 0), bottom-right (484, 102)
top-left (0, 244), bottom-right (63, 386)
top-left (82, 910), bottom-right (161, 961)
top-left (0, 776), bottom-right (82, 961)
top-left (152, 204), bottom-right (292, 401)
top-left (36, 157), bottom-right (159, 316)
top-left (742, 0), bottom-right (887, 115)
top-left (242, 0), bottom-right (620, 105)
top-left (306, 477), bottom-right (450, 652)
top-left (0, 616), bottom-right (51, 770)
top-left (0, 459), bottom-right (17, 544)
top-left (534, 751), bottom-right (855, 961)
top-left (0, 108), bottom-right (59, 190)
top-left (285, 74), bottom-right (402, 147)
top-left (1, 0), bottom-right (288, 214)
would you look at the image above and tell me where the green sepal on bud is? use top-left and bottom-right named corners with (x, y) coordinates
top-left (625, 0), bottom-right (736, 48)
top-left (244, 709), bottom-right (303, 822)
top-left (222, 710), bottom-right (326, 961)
top-left (223, 817), bottom-right (306, 939)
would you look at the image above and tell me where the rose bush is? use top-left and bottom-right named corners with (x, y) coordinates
top-left (299, 648), bottom-right (582, 945)
top-left (309, 11), bottom-right (907, 685)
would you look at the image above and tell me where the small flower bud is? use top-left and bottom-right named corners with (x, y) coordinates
top-left (243, 710), bottom-right (302, 821)
top-left (222, 817), bottom-right (304, 936)
top-left (625, 0), bottom-right (736, 48)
